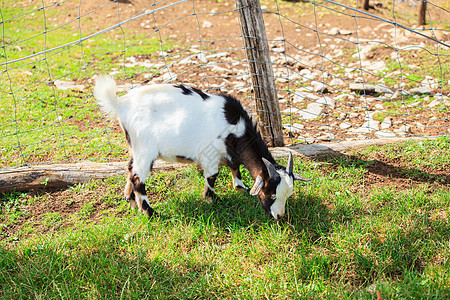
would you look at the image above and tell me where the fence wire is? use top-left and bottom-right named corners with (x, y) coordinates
top-left (0, 0), bottom-right (449, 167)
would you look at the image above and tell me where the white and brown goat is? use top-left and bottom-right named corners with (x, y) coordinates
top-left (94, 76), bottom-right (310, 220)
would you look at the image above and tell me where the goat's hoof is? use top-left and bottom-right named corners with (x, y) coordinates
top-left (127, 198), bottom-right (138, 209)
top-left (204, 195), bottom-right (214, 204)
top-left (145, 206), bottom-right (155, 218)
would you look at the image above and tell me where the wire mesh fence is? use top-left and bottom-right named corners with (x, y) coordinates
top-left (1, 0), bottom-right (449, 168)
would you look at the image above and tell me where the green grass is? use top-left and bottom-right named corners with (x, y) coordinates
top-left (1, 139), bottom-right (450, 298)
top-left (0, 3), bottom-right (174, 167)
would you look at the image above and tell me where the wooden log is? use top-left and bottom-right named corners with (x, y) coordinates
top-left (1, 138), bottom-right (430, 194)
top-left (0, 160), bottom-right (185, 194)
top-left (235, 0), bottom-right (284, 147)
top-left (418, 0), bottom-right (427, 26)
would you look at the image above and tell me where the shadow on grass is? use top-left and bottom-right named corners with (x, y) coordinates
top-left (309, 150), bottom-right (450, 185)
top-left (0, 244), bottom-right (213, 299)
top-left (153, 185), bottom-right (333, 241)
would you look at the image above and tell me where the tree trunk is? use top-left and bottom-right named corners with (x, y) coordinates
top-left (235, 0), bottom-right (284, 147)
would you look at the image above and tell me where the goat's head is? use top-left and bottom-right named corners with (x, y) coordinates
top-left (249, 152), bottom-right (310, 220)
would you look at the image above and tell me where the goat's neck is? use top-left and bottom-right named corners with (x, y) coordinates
top-left (239, 143), bottom-right (275, 181)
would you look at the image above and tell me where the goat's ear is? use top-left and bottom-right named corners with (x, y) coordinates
top-left (250, 175), bottom-right (264, 196)
top-left (293, 173), bottom-right (312, 181)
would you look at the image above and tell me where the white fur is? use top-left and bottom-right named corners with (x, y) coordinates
top-left (94, 77), bottom-right (246, 180)
top-left (270, 170), bottom-right (294, 220)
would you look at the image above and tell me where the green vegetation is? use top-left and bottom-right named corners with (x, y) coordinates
top-left (0, 4), bottom-right (173, 167)
top-left (1, 139), bottom-right (449, 298)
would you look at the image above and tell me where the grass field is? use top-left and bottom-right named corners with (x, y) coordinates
top-left (1, 138), bottom-right (449, 298)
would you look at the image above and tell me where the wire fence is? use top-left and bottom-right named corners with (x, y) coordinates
top-left (1, 0), bottom-right (449, 168)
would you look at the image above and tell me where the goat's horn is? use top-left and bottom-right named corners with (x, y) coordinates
top-left (286, 152), bottom-right (294, 175)
top-left (262, 158), bottom-right (278, 179)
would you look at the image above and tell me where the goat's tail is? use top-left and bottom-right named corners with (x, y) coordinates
top-left (94, 75), bottom-right (120, 117)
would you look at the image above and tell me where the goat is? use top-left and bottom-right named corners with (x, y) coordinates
top-left (94, 76), bottom-right (310, 220)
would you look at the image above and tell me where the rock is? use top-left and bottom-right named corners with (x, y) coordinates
top-left (197, 52), bottom-right (208, 63)
top-left (211, 65), bottom-right (232, 73)
top-left (311, 81), bottom-right (329, 93)
top-left (299, 69), bottom-right (312, 76)
top-left (350, 120), bottom-right (380, 134)
top-left (202, 21), bottom-right (212, 28)
top-left (338, 29), bottom-right (353, 35)
top-left (410, 87), bottom-right (432, 95)
top-left (162, 72), bottom-right (178, 81)
top-left (394, 125), bottom-right (412, 136)
top-left (298, 103), bottom-right (324, 120)
top-left (293, 91), bottom-right (320, 103)
top-left (328, 27), bottom-right (340, 35)
top-left (317, 133), bottom-right (334, 141)
top-left (315, 95), bottom-right (335, 109)
top-left (349, 83), bottom-right (377, 95)
top-left (340, 122), bottom-right (352, 129)
top-left (380, 117), bottom-right (392, 129)
top-left (282, 107), bottom-right (300, 114)
top-left (375, 84), bottom-right (393, 94)
top-left (283, 123), bottom-right (304, 134)
top-left (53, 80), bottom-right (84, 90)
top-left (330, 78), bottom-right (345, 87)
top-left (374, 130), bottom-right (397, 138)
top-left (375, 103), bottom-right (384, 110)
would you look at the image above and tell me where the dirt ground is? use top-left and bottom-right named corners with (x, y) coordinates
top-left (66, 0), bottom-right (449, 143)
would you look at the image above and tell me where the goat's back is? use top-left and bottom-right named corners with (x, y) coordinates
top-left (117, 84), bottom-right (246, 161)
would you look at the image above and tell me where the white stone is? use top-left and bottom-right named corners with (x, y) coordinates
top-left (283, 123), bottom-right (304, 133)
top-left (340, 122), bottom-right (352, 129)
top-left (410, 87), bottom-right (432, 95)
top-left (311, 81), bottom-right (329, 93)
top-left (53, 80), bottom-right (84, 90)
top-left (374, 130), bottom-right (397, 138)
top-left (299, 69), bottom-right (312, 76)
top-left (202, 21), bottom-right (212, 28)
top-left (282, 107), bottom-right (300, 113)
top-left (339, 29), bottom-right (353, 35)
top-left (380, 117), bottom-right (392, 129)
top-left (298, 103), bottom-right (324, 120)
top-left (197, 53), bottom-right (208, 63)
top-left (427, 99), bottom-right (443, 108)
top-left (315, 95), bottom-right (335, 109)
top-left (350, 120), bottom-right (380, 134)
top-left (293, 91), bottom-right (320, 103)
top-left (330, 78), bottom-right (345, 87)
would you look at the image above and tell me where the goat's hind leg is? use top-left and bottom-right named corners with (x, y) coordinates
top-left (124, 158), bottom-right (137, 209)
top-left (127, 158), bottom-right (155, 218)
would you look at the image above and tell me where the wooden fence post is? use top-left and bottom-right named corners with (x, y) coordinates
top-left (362, 0), bottom-right (370, 10)
top-left (418, 0), bottom-right (427, 26)
top-left (235, 0), bottom-right (284, 147)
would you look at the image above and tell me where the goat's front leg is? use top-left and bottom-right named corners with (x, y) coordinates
top-left (224, 160), bottom-right (248, 193)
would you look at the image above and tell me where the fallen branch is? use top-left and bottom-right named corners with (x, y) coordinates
top-left (0, 137), bottom-right (427, 193)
